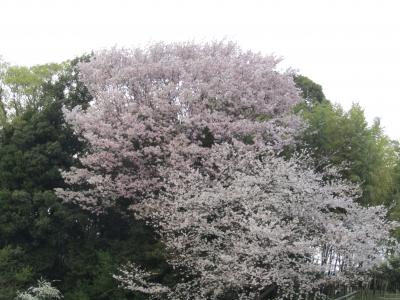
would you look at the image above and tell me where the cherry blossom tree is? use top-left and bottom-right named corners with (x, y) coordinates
top-left (55, 41), bottom-right (397, 299)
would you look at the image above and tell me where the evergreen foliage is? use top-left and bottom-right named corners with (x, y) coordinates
top-left (296, 76), bottom-right (398, 207)
top-left (0, 58), bottom-right (169, 299)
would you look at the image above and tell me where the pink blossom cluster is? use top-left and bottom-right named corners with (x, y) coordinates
top-left (56, 41), bottom-right (303, 212)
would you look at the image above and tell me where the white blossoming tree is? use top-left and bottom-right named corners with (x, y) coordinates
top-left (15, 280), bottom-right (62, 300)
top-left (116, 150), bottom-right (396, 299)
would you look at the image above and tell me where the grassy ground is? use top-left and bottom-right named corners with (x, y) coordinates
top-left (353, 292), bottom-right (400, 300)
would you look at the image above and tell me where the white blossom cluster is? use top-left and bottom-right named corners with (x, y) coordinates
top-left (122, 150), bottom-right (397, 299)
top-left (113, 263), bottom-right (170, 298)
top-left (15, 279), bottom-right (62, 300)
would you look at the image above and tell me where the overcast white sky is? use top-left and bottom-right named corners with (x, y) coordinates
top-left (1, 0), bottom-right (399, 139)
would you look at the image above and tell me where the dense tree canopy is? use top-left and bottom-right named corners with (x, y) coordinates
top-left (299, 101), bottom-right (398, 206)
top-left (293, 74), bottom-right (327, 105)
